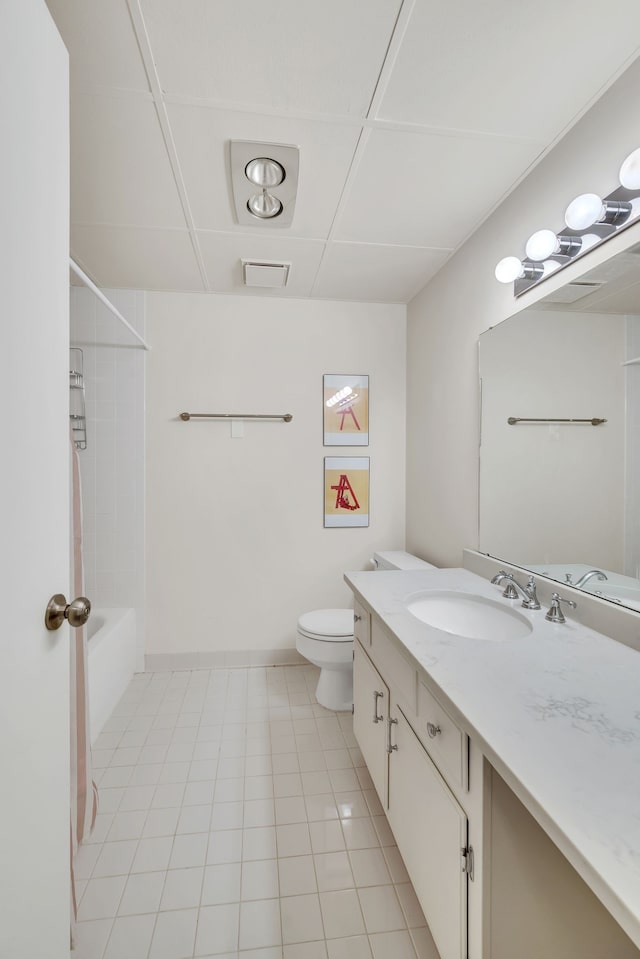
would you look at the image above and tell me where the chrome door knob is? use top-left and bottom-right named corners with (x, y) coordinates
top-left (45, 594), bottom-right (91, 631)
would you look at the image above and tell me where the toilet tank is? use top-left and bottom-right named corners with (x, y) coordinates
top-left (372, 550), bottom-right (438, 571)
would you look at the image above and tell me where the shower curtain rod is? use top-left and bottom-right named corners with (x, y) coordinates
top-left (69, 258), bottom-right (151, 351)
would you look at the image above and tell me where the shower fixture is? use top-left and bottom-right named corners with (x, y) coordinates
top-left (230, 140), bottom-right (299, 227)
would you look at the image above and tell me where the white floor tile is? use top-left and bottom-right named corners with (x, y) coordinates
top-left (309, 821), bottom-right (345, 855)
top-left (132, 836), bottom-right (173, 873)
top-left (103, 913), bottom-right (156, 959)
top-left (271, 754), bottom-right (300, 776)
top-left (202, 862), bottom-right (242, 905)
top-left (244, 798), bottom-right (276, 828)
top-left (369, 929), bottom-right (418, 959)
top-left (74, 842), bottom-right (102, 880)
top-left (177, 803), bottom-right (213, 834)
top-left (148, 907), bottom-right (198, 959)
top-left (358, 885), bottom-right (406, 934)
top-left (119, 784), bottom-right (155, 811)
top-left (275, 797), bottom-right (307, 825)
top-left (118, 871), bottom-right (165, 916)
top-left (78, 875), bottom-right (127, 921)
top-left (152, 782), bottom-right (186, 809)
top-left (106, 810), bottom-right (146, 841)
top-left (395, 882), bottom-right (427, 928)
top-left (281, 893), bottom-right (324, 945)
top-left (304, 794), bottom-right (339, 822)
top-left (326, 935), bottom-right (372, 959)
top-left (276, 823), bottom-right (312, 858)
top-left (341, 818), bottom-right (380, 851)
top-left (300, 771), bottom-right (332, 795)
top-left (160, 866), bottom-right (204, 911)
top-left (313, 853), bottom-right (354, 893)
top-left (382, 845), bottom-right (410, 884)
top-left (243, 826), bottom-right (278, 862)
top-left (244, 775), bottom-right (274, 800)
top-left (318, 889), bottom-right (365, 939)
top-left (278, 855), bottom-right (317, 897)
top-left (283, 942), bottom-right (327, 959)
top-left (409, 924), bottom-right (440, 959)
top-left (239, 898), bottom-right (282, 951)
top-left (241, 858), bottom-right (279, 901)
top-left (92, 840), bottom-right (138, 879)
top-left (143, 807), bottom-right (181, 838)
top-left (72, 917), bottom-right (113, 959)
top-left (208, 829), bottom-right (244, 865)
top-left (215, 778), bottom-right (245, 803)
top-left (348, 848), bottom-right (391, 888)
top-left (196, 903), bottom-right (241, 955)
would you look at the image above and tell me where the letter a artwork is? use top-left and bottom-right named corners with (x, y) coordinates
top-left (330, 474), bottom-right (360, 511)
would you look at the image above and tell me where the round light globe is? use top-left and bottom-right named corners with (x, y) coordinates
top-left (495, 256), bottom-right (523, 283)
top-left (565, 193), bottom-right (604, 231)
top-left (525, 229), bottom-right (559, 261)
top-left (247, 192), bottom-right (283, 219)
top-left (619, 148), bottom-right (640, 190)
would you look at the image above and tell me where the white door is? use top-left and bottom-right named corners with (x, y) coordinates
top-left (0, 2), bottom-right (71, 957)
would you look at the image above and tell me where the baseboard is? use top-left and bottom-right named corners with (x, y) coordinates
top-left (144, 648), bottom-right (308, 672)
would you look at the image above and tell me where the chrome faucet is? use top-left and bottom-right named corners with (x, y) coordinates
top-left (491, 571), bottom-right (541, 609)
top-left (572, 569), bottom-right (608, 589)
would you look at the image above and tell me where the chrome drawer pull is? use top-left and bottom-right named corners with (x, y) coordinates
top-left (354, 613), bottom-right (362, 622)
top-left (373, 690), bottom-right (384, 723)
top-left (387, 716), bottom-right (398, 753)
top-left (427, 722), bottom-right (442, 739)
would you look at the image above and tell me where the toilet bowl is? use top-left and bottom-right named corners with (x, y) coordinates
top-left (296, 609), bottom-right (354, 712)
top-left (296, 552), bottom-right (439, 712)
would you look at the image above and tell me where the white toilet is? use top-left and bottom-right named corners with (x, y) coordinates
top-left (296, 551), bottom-right (438, 711)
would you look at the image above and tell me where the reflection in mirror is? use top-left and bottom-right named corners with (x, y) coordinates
top-left (479, 243), bottom-right (640, 610)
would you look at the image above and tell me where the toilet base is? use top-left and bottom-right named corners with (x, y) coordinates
top-left (315, 665), bottom-right (353, 712)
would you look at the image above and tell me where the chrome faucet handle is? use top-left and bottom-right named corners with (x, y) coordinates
top-left (502, 582), bottom-right (520, 599)
top-left (545, 592), bottom-right (577, 624)
top-left (523, 576), bottom-right (541, 610)
top-left (564, 573), bottom-right (573, 584)
top-left (490, 570), bottom-right (508, 584)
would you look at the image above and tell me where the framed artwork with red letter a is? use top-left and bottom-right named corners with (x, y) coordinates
top-left (324, 457), bottom-right (369, 527)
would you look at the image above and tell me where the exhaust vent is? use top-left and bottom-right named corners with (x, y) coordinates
top-left (242, 260), bottom-right (291, 289)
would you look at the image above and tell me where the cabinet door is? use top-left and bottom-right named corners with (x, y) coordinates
top-left (353, 640), bottom-right (389, 808)
top-left (388, 707), bottom-right (468, 959)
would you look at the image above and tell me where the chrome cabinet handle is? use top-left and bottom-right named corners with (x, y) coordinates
top-left (427, 722), bottom-right (442, 739)
top-left (373, 691), bottom-right (384, 723)
top-left (45, 593), bottom-right (91, 631)
top-left (387, 716), bottom-right (398, 753)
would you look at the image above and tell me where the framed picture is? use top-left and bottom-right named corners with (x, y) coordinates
top-left (324, 456), bottom-right (369, 528)
top-left (323, 374), bottom-right (369, 446)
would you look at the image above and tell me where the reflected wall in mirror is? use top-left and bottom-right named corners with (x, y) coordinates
top-left (479, 243), bottom-right (640, 611)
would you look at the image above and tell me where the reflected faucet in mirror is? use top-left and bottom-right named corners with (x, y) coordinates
top-left (567, 569), bottom-right (608, 588)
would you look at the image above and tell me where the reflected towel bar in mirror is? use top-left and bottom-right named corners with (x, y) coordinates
top-left (180, 412), bottom-right (293, 422)
top-left (507, 417), bottom-right (606, 426)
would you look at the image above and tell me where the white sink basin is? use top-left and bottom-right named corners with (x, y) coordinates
top-left (406, 590), bottom-right (533, 641)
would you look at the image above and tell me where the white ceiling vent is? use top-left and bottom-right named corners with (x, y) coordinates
top-left (242, 260), bottom-right (291, 288)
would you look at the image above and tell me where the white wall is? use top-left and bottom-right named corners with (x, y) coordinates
top-left (145, 292), bottom-right (406, 663)
top-left (625, 316), bottom-right (640, 578)
top-left (70, 287), bottom-right (146, 667)
top-left (479, 310), bottom-right (625, 570)
top-left (407, 56), bottom-right (640, 568)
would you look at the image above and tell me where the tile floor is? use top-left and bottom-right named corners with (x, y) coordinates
top-left (73, 664), bottom-right (440, 959)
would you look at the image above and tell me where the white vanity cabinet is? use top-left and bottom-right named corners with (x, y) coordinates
top-left (353, 616), bottom-right (476, 959)
top-left (353, 639), bottom-right (389, 805)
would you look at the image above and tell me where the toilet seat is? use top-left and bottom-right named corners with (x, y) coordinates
top-left (297, 609), bottom-right (353, 643)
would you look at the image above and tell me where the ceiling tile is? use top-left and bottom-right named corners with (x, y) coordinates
top-left (377, 0), bottom-right (640, 139)
top-left (167, 103), bottom-right (361, 236)
top-left (71, 94), bottom-right (186, 228)
top-left (71, 225), bottom-right (205, 291)
top-left (45, 0), bottom-right (149, 92)
top-left (314, 242), bottom-right (452, 303)
top-left (336, 128), bottom-right (545, 248)
top-left (140, 0), bottom-right (401, 115)
top-left (197, 231), bottom-right (326, 297)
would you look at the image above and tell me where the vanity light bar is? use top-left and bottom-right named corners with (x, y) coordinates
top-left (495, 146), bottom-right (640, 296)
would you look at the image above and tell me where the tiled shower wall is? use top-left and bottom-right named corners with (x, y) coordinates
top-left (70, 286), bottom-right (145, 667)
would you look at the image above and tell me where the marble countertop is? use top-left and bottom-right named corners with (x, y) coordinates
top-left (345, 566), bottom-right (640, 948)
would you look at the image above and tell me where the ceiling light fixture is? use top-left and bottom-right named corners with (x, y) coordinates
top-left (230, 141), bottom-right (299, 228)
top-left (525, 230), bottom-right (582, 262)
top-left (495, 144), bottom-right (640, 295)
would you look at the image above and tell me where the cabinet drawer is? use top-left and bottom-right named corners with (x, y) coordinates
top-left (371, 619), bottom-right (416, 713)
top-left (417, 681), bottom-right (468, 791)
top-left (353, 600), bottom-right (370, 646)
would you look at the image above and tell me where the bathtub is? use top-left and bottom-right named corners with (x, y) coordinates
top-left (87, 607), bottom-right (137, 745)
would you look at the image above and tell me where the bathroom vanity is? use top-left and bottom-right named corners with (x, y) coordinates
top-left (346, 562), bottom-right (640, 959)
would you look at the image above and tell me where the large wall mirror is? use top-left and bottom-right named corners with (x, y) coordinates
top-left (479, 241), bottom-right (640, 610)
